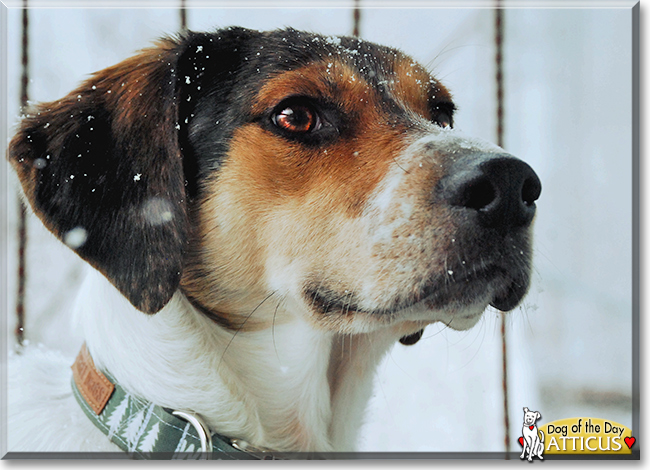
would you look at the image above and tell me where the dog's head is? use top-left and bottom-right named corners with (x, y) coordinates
top-left (523, 407), bottom-right (542, 426)
top-left (8, 27), bottom-right (540, 335)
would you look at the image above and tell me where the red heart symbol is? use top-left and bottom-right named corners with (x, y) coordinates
top-left (624, 437), bottom-right (636, 449)
top-left (529, 425), bottom-right (534, 430)
top-left (518, 437), bottom-right (524, 447)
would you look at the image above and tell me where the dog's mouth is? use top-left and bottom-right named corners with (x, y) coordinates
top-left (419, 264), bottom-right (529, 313)
top-left (304, 261), bottom-right (530, 324)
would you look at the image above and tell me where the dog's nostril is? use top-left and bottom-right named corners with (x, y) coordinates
top-left (463, 179), bottom-right (496, 211)
top-left (522, 176), bottom-right (541, 206)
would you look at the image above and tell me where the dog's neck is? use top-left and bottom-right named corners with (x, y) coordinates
top-left (73, 268), bottom-right (403, 452)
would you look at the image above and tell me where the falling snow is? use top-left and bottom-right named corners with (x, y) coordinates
top-left (63, 227), bottom-right (88, 249)
top-left (142, 197), bottom-right (174, 225)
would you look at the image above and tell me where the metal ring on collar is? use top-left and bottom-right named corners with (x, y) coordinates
top-left (229, 438), bottom-right (277, 459)
top-left (172, 410), bottom-right (213, 459)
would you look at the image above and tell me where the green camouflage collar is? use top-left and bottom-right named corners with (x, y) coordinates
top-left (70, 344), bottom-right (276, 459)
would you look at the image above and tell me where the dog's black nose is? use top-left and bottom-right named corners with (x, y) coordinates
top-left (439, 154), bottom-right (541, 230)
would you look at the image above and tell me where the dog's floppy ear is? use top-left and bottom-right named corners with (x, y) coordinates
top-left (9, 37), bottom-right (196, 313)
top-left (523, 407), bottom-right (529, 413)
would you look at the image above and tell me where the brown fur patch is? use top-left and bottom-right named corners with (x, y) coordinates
top-left (247, 61), bottom-right (414, 216)
top-left (391, 56), bottom-right (435, 118)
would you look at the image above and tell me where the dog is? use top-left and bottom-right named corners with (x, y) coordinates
top-left (7, 27), bottom-right (541, 457)
top-left (520, 407), bottom-right (545, 461)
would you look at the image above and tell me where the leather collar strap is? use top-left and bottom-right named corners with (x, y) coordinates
top-left (71, 344), bottom-right (271, 459)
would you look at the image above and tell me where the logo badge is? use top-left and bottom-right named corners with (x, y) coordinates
top-left (519, 407), bottom-right (545, 461)
top-left (516, 408), bottom-right (635, 457)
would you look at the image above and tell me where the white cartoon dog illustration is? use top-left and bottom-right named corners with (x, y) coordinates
top-left (520, 407), bottom-right (544, 461)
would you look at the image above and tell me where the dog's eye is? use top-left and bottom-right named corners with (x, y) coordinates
top-left (435, 113), bottom-right (452, 128)
top-left (430, 101), bottom-right (455, 128)
top-left (272, 104), bottom-right (321, 133)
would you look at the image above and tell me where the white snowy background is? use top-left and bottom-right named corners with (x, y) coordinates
top-left (2, 0), bottom-right (635, 454)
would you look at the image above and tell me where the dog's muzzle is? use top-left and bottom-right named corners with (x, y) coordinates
top-left (436, 152), bottom-right (542, 311)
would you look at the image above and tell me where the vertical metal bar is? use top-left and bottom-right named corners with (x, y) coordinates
top-left (494, 3), bottom-right (510, 457)
top-left (352, 0), bottom-right (361, 38)
top-left (500, 313), bottom-right (510, 456)
top-left (495, 7), bottom-right (504, 149)
top-left (15, 0), bottom-right (29, 347)
top-left (180, 0), bottom-right (187, 31)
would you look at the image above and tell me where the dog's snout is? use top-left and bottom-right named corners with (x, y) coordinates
top-left (440, 154), bottom-right (541, 230)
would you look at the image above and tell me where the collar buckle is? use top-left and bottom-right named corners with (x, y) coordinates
top-left (171, 410), bottom-right (213, 460)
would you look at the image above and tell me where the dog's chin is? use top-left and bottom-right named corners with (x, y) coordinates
top-left (431, 302), bottom-right (487, 331)
top-left (304, 267), bottom-right (529, 333)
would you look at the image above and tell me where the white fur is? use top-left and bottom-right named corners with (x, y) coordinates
top-left (8, 347), bottom-right (117, 453)
top-left (8, 267), bottom-right (404, 453)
